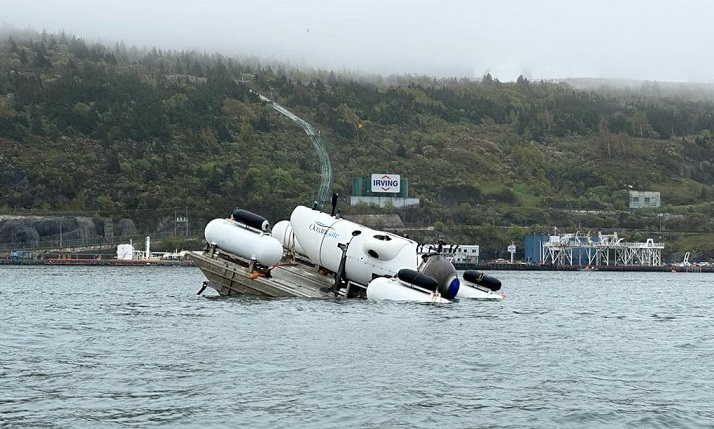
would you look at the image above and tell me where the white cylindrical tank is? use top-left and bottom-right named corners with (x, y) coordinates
top-left (205, 218), bottom-right (283, 266)
top-left (271, 220), bottom-right (306, 256)
top-left (366, 277), bottom-right (451, 303)
top-left (116, 244), bottom-right (134, 260)
top-left (289, 205), bottom-right (419, 286)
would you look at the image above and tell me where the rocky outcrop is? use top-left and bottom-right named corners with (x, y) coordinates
top-left (344, 214), bottom-right (404, 229)
top-left (114, 218), bottom-right (137, 236)
top-left (0, 216), bottom-right (98, 247)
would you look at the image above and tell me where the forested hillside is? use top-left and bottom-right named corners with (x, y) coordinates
top-left (2, 30), bottom-right (714, 260)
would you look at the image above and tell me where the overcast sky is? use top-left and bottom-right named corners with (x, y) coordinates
top-left (3, 0), bottom-right (712, 82)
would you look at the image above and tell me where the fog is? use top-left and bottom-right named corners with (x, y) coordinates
top-left (3, 0), bottom-right (712, 82)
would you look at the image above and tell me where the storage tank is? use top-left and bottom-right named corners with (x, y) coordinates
top-left (363, 177), bottom-right (373, 196)
top-left (116, 244), bottom-right (134, 260)
top-left (352, 177), bottom-right (363, 196)
top-left (398, 178), bottom-right (409, 198)
top-left (525, 234), bottom-right (549, 263)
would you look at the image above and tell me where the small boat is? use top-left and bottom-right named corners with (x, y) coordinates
top-left (192, 197), bottom-right (504, 302)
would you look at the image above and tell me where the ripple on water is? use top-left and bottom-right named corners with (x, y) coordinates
top-left (1, 267), bottom-right (713, 428)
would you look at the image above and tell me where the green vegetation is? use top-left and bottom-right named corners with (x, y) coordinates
top-left (2, 30), bottom-right (714, 261)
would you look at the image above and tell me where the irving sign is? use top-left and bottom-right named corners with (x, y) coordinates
top-left (371, 174), bottom-right (401, 193)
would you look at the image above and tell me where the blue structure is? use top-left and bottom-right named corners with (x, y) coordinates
top-left (526, 234), bottom-right (604, 264)
top-left (525, 235), bottom-right (549, 263)
top-left (10, 250), bottom-right (33, 260)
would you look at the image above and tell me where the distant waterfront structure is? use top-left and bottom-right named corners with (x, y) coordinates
top-left (526, 232), bottom-right (664, 267)
top-left (525, 234), bottom-right (550, 263)
top-left (629, 190), bottom-right (660, 208)
top-left (349, 174), bottom-right (420, 208)
top-left (420, 243), bottom-right (480, 264)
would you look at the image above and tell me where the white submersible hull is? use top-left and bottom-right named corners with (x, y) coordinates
top-left (193, 203), bottom-right (503, 302)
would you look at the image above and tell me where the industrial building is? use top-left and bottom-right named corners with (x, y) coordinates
top-left (420, 243), bottom-right (480, 264)
top-left (525, 232), bottom-right (664, 267)
top-left (629, 190), bottom-right (661, 208)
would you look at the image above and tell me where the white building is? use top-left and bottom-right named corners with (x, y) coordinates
top-left (629, 190), bottom-right (660, 208)
top-left (421, 244), bottom-right (480, 264)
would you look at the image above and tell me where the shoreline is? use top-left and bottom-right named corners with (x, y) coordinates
top-left (1, 258), bottom-right (195, 267)
top-left (453, 263), bottom-right (706, 273)
top-left (1, 258), bottom-right (703, 272)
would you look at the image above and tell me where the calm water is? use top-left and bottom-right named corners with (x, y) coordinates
top-left (1, 266), bottom-right (712, 428)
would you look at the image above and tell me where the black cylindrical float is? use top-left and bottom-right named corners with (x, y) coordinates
top-left (232, 209), bottom-right (270, 232)
top-left (397, 268), bottom-right (439, 292)
top-left (463, 270), bottom-right (502, 291)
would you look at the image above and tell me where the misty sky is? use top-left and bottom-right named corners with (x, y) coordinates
top-left (3, 0), bottom-right (713, 82)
